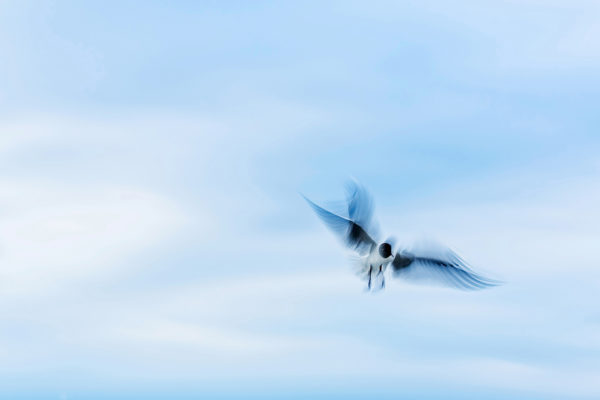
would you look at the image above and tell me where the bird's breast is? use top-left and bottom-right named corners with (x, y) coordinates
top-left (366, 250), bottom-right (390, 268)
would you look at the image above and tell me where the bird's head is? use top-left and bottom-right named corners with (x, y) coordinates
top-left (379, 242), bottom-right (392, 258)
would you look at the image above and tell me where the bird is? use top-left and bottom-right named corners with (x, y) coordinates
top-left (303, 181), bottom-right (500, 292)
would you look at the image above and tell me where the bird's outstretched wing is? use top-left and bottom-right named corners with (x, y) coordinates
top-left (345, 180), bottom-right (375, 231)
top-left (391, 243), bottom-right (499, 290)
top-left (303, 195), bottom-right (376, 255)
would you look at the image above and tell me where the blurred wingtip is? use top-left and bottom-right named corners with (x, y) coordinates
top-left (299, 192), bottom-right (315, 205)
top-left (460, 274), bottom-right (504, 291)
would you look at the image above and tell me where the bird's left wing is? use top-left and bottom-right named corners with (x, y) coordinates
top-left (303, 195), bottom-right (376, 255)
top-left (391, 245), bottom-right (500, 290)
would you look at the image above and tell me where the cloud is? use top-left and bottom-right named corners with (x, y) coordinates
top-left (9, 265), bottom-right (593, 397)
top-left (0, 180), bottom-right (185, 296)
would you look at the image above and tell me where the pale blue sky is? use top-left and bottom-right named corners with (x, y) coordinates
top-left (1, 1), bottom-right (599, 399)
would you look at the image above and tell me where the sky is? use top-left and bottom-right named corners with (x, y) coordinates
top-left (1, 0), bottom-right (599, 399)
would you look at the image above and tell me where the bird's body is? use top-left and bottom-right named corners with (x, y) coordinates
top-left (359, 243), bottom-right (394, 290)
top-left (303, 181), bottom-right (500, 292)
top-left (366, 247), bottom-right (393, 271)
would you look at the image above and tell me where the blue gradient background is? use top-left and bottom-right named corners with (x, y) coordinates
top-left (1, 1), bottom-right (599, 399)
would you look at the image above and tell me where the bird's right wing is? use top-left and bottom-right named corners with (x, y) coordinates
top-left (303, 195), bottom-right (376, 255)
top-left (345, 180), bottom-right (375, 229)
top-left (391, 244), bottom-right (500, 290)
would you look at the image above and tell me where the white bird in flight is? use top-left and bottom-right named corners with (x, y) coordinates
top-left (303, 181), bottom-right (500, 291)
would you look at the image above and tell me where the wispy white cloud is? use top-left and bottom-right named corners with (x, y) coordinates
top-left (0, 180), bottom-right (185, 295)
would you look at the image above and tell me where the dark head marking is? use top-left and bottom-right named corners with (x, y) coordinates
top-left (379, 242), bottom-right (392, 258)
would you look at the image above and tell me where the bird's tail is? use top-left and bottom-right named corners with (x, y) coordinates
top-left (350, 256), bottom-right (385, 292)
top-left (370, 267), bottom-right (385, 292)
